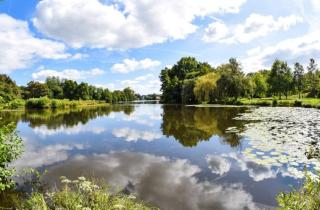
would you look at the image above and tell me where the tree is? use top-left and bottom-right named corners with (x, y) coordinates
top-left (267, 60), bottom-right (293, 99)
top-left (306, 58), bottom-right (319, 97)
top-left (216, 58), bottom-right (245, 100)
top-left (77, 82), bottom-right (90, 100)
top-left (160, 57), bottom-right (214, 103)
top-left (293, 62), bottom-right (304, 99)
top-left (25, 81), bottom-right (49, 98)
top-left (45, 77), bottom-right (63, 99)
top-left (0, 74), bottom-right (20, 102)
top-left (62, 80), bottom-right (78, 100)
top-left (193, 72), bottom-right (220, 103)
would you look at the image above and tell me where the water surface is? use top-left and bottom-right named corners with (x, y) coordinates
top-left (2, 104), bottom-right (318, 210)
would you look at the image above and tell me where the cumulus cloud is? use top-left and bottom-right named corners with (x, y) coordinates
top-left (111, 58), bottom-right (161, 73)
top-left (45, 152), bottom-right (257, 210)
top-left (242, 30), bottom-right (320, 72)
top-left (203, 14), bottom-right (302, 44)
top-left (33, 0), bottom-right (247, 49)
top-left (32, 68), bottom-right (104, 81)
top-left (95, 73), bottom-right (161, 94)
top-left (206, 155), bottom-right (231, 176)
top-left (0, 14), bottom-right (70, 73)
top-left (112, 127), bottom-right (162, 142)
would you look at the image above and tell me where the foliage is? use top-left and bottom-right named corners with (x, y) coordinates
top-left (0, 74), bottom-right (21, 103)
top-left (160, 57), bottom-right (214, 103)
top-left (19, 176), bottom-right (153, 210)
top-left (25, 97), bottom-right (109, 109)
top-left (193, 72), bottom-right (220, 103)
top-left (0, 123), bottom-right (23, 191)
top-left (276, 175), bottom-right (320, 210)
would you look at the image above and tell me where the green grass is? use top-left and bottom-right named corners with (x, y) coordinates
top-left (25, 97), bottom-right (109, 109)
top-left (238, 97), bottom-right (320, 108)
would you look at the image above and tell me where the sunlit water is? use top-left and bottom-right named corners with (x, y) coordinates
top-left (2, 104), bottom-right (320, 209)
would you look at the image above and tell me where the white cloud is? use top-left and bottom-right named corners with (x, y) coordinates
top-left (242, 30), bottom-right (320, 72)
top-left (206, 155), bottom-right (231, 176)
top-left (32, 68), bottom-right (104, 81)
top-left (112, 127), bottom-right (162, 142)
top-left (70, 53), bottom-right (89, 60)
top-left (0, 14), bottom-right (70, 73)
top-left (33, 0), bottom-right (247, 49)
top-left (95, 73), bottom-right (161, 94)
top-left (203, 14), bottom-right (302, 44)
top-left (111, 58), bottom-right (161, 73)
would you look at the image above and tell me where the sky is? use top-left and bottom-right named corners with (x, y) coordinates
top-left (0, 0), bottom-right (319, 94)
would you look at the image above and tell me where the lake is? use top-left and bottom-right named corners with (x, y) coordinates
top-left (2, 104), bottom-right (320, 210)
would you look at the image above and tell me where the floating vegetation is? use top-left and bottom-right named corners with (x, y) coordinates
top-left (233, 107), bottom-right (320, 179)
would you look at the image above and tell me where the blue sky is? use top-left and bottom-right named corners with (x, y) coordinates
top-left (0, 0), bottom-right (319, 94)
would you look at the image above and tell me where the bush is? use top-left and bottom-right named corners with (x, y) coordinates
top-left (272, 99), bottom-right (278, 106)
top-left (277, 175), bottom-right (320, 210)
top-left (26, 97), bottom-right (51, 109)
top-left (255, 101), bottom-right (271, 106)
top-left (20, 176), bottom-right (153, 210)
top-left (5, 99), bottom-right (25, 109)
top-left (0, 123), bottom-right (23, 191)
top-left (293, 100), bottom-right (302, 107)
top-left (303, 104), bottom-right (313, 108)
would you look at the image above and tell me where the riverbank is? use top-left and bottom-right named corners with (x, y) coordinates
top-left (0, 97), bottom-right (110, 110)
top-left (208, 97), bottom-right (320, 109)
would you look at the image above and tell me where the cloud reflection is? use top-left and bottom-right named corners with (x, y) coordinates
top-left (45, 152), bottom-right (257, 210)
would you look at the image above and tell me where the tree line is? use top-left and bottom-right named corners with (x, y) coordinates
top-left (0, 75), bottom-right (136, 104)
top-left (160, 57), bottom-right (320, 103)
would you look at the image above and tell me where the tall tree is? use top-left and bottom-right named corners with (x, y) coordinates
top-left (293, 62), bottom-right (304, 99)
top-left (306, 58), bottom-right (319, 97)
top-left (0, 74), bottom-right (20, 102)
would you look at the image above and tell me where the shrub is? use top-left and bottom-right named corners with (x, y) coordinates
top-left (277, 174), bottom-right (320, 210)
top-left (26, 97), bottom-right (51, 109)
top-left (5, 99), bottom-right (25, 109)
top-left (20, 176), bottom-right (154, 210)
top-left (0, 123), bottom-right (23, 191)
top-left (255, 101), bottom-right (271, 106)
top-left (303, 104), bottom-right (313, 108)
top-left (272, 99), bottom-right (278, 106)
top-left (293, 100), bottom-right (302, 107)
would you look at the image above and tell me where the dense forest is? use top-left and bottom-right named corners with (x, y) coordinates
top-left (160, 57), bottom-right (320, 104)
top-left (0, 76), bottom-right (136, 104)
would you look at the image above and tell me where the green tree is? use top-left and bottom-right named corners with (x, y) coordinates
top-left (62, 80), bottom-right (78, 100)
top-left (0, 74), bottom-right (20, 102)
top-left (293, 62), bottom-right (305, 99)
top-left (77, 82), bottom-right (90, 100)
top-left (25, 81), bottom-right (49, 98)
top-left (305, 58), bottom-right (319, 97)
top-left (160, 57), bottom-right (213, 103)
top-left (45, 77), bottom-right (63, 99)
top-left (267, 60), bottom-right (293, 99)
top-left (193, 72), bottom-right (220, 103)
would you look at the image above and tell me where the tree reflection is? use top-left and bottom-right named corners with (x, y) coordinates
top-left (0, 105), bottom-right (135, 128)
top-left (161, 105), bottom-right (247, 147)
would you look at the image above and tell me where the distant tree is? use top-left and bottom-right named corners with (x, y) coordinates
top-left (45, 77), bottom-right (63, 99)
top-left (268, 60), bottom-right (293, 99)
top-left (306, 58), bottom-right (319, 97)
top-left (293, 62), bottom-right (305, 99)
top-left (77, 82), bottom-right (90, 100)
top-left (62, 80), bottom-right (78, 100)
top-left (123, 87), bottom-right (136, 101)
top-left (25, 81), bottom-right (49, 98)
top-left (182, 79), bottom-right (196, 104)
top-left (248, 72), bottom-right (268, 98)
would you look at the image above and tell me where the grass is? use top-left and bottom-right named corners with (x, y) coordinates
top-left (25, 97), bottom-right (109, 109)
top-left (237, 97), bottom-right (320, 108)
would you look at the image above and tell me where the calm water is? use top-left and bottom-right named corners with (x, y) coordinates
top-left (1, 104), bottom-right (310, 209)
